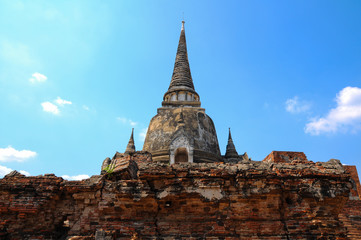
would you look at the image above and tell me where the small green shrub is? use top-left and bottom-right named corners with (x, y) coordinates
top-left (103, 162), bottom-right (115, 175)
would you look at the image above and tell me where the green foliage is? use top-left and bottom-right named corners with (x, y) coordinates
top-left (103, 162), bottom-right (115, 175)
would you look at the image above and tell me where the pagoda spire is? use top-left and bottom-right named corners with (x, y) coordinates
top-left (125, 128), bottom-right (136, 154)
top-left (168, 21), bottom-right (194, 91)
top-left (162, 21), bottom-right (200, 107)
top-left (225, 128), bottom-right (239, 158)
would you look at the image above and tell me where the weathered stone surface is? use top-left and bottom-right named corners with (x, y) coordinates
top-left (263, 151), bottom-right (309, 163)
top-left (0, 152), bottom-right (359, 239)
top-left (143, 107), bottom-right (221, 163)
top-left (103, 151), bottom-right (151, 180)
top-left (343, 165), bottom-right (361, 200)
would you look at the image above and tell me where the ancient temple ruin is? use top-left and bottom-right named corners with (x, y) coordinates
top-left (1, 21), bottom-right (361, 239)
top-left (142, 21), bottom-right (248, 165)
top-left (143, 21), bottom-right (221, 164)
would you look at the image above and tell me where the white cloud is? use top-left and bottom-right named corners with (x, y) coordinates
top-left (305, 87), bottom-right (361, 135)
top-left (0, 165), bottom-right (13, 178)
top-left (0, 165), bottom-right (30, 178)
top-left (116, 117), bottom-right (137, 126)
top-left (62, 174), bottom-right (90, 181)
top-left (41, 97), bottom-right (73, 115)
top-left (55, 97), bottom-right (72, 106)
top-left (29, 72), bottom-right (47, 83)
top-left (83, 105), bottom-right (90, 111)
top-left (285, 96), bottom-right (311, 114)
top-left (0, 146), bottom-right (37, 162)
top-left (139, 127), bottom-right (148, 142)
top-left (19, 170), bottom-right (30, 176)
top-left (41, 101), bottom-right (59, 115)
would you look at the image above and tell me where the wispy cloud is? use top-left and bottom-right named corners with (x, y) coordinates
top-left (139, 127), bottom-right (148, 141)
top-left (41, 97), bottom-right (72, 115)
top-left (116, 117), bottom-right (137, 126)
top-left (0, 146), bottom-right (37, 162)
top-left (55, 97), bottom-right (72, 106)
top-left (305, 87), bottom-right (361, 135)
top-left (62, 174), bottom-right (90, 181)
top-left (285, 96), bottom-right (311, 114)
top-left (29, 72), bottom-right (47, 83)
top-left (83, 105), bottom-right (90, 111)
top-left (41, 101), bottom-right (60, 115)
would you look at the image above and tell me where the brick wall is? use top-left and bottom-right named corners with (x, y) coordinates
top-left (339, 165), bottom-right (361, 239)
top-left (0, 152), bottom-right (358, 239)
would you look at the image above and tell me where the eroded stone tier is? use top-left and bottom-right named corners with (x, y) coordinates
top-left (1, 151), bottom-right (361, 239)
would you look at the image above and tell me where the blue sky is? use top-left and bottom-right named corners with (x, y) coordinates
top-left (1, 1), bottom-right (361, 179)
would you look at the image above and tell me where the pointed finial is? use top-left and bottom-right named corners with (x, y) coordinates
top-left (125, 128), bottom-right (136, 154)
top-left (162, 18), bottom-right (200, 108)
top-left (225, 128), bottom-right (239, 159)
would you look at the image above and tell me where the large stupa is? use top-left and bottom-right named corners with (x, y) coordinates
top-left (142, 21), bottom-right (222, 163)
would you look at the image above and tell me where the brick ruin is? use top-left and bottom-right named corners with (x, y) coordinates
top-left (1, 21), bottom-right (361, 239)
top-left (0, 151), bottom-right (361, 239)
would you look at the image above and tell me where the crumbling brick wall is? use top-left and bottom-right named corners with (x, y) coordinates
top-left (0, 151), bottom-right (359, 239)
top-left (339, 165), bottom-right (361, 240)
